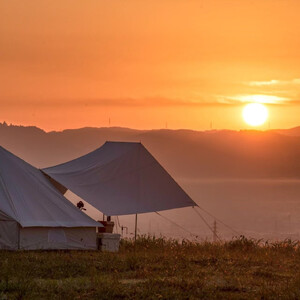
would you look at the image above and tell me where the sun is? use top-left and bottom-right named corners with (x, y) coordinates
top-left (243, 103), bottom-right (268, 126)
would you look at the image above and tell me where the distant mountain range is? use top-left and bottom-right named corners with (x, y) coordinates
top-left (0, 122), bottom-right (299, 179)
top-left (271, 127), bottom-right (300, 137)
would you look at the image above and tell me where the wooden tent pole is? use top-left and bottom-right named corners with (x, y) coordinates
top-left (134, 213), bottom-right (138, 242)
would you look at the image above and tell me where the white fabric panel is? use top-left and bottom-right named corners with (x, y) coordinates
top-left (64, 227), bottom-right (97, 249)
top-left (20, 227), bottom-right (48, 249)
top-left (20, 227), bottom-right (97, 250)
top-left (0, 146), bottom-right (100, 228)
top-left (44, 142), bottom-right (196, 215)
top-left (0, 220), bottom-right (18, 250)
top-left (48, 228), bottom-right (67, 243)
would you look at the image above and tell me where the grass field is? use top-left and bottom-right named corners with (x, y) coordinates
top-left (1, 236), bottom-right (300, 299)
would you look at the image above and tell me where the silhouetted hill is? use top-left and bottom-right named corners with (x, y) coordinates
top-left (0, 123), bottom-right (299, 179)
top-left (273, 126), bottom-right (300, 136)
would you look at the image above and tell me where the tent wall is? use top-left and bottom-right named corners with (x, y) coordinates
top-left (19, 227), bottom-right (97, 250)
top-left (0, 220), bottom-right (19, 250)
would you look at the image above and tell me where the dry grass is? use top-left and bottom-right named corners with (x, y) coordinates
top-left (1, 236), bottom-right (300, 299)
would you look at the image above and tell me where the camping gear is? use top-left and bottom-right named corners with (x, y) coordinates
top-left (97, 233), bottom-right (121, 252)
top-left (0, 146), bottom-right (100, 250)
top-left (98, 221), bottom-right (114, 233)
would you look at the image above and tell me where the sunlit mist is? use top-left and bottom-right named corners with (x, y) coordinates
top-left (234, 95), bottom-right (287, 104)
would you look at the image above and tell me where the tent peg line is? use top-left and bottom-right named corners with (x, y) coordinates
top-left (194, 205), bottom-right (241, 236)
top-left (155, 211), bottom-right (199, 238)
top-left (192, 207), bottom-right (222, 242)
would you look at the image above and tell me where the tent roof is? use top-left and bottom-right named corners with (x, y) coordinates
top-left (43, 142), bottom-right (197, 216)
top-left (0, 146), bottom-right (100, 227)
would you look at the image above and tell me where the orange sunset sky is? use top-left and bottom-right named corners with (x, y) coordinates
top-left (1, 0), bottom-right (300, 131)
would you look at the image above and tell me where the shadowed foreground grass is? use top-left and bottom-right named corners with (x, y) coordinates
top-left (1, 236), bottom-right (300, 299)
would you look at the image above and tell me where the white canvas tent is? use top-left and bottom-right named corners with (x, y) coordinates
top-left (43, 142), bottom-right (197, 216)
top-left (0, 146), bottom-right (100, 250)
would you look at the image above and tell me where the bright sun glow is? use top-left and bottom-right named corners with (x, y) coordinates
top-left (243, 103), bottom-right (269, 126)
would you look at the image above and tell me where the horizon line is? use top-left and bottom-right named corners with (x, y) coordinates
top-left (0, 121), bottom-right (299, 135)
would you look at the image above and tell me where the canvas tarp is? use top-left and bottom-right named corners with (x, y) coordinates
top-left (43, 142), bottom-right (197, 216)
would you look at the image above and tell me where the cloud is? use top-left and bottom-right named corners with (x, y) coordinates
top-left (82, 98), bottom-right (240, 108)
top-left (3, 95), bottom-right (299, 109)
top-left (283, 99), bottom-right (300, 105)
top-left (228, 94), bottom-right (288, 104)
top-left (0, 97), bottom-right (243, 108)
top-left (248, 78), bottom-right (300, 86)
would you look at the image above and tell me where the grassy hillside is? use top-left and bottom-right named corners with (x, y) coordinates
top-left (1, 236), bottom-right (300, 299)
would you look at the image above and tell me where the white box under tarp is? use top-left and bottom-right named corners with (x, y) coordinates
top-left (97, 233), bottom-right (121, 252)
top-left (0, 146), bottom-right (100, 250)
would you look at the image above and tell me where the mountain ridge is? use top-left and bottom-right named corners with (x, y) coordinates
top-left (0, 122), bottom-right (299, 179)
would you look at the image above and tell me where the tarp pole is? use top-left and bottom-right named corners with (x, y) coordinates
top-left (18, 223), bottom-right (20, 250)
top-left (134, 213), bottom-right (138, 242)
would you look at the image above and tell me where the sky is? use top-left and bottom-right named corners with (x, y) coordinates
top-left (1, 0), bottom-right (300, 131)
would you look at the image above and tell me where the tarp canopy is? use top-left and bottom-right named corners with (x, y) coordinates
top-left (0, 146), bottom-right (100, 228)
top-left (43, 142), bottom-right (197, 215)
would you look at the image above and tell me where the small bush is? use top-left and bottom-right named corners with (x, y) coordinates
top-left (226, 235), bottom-right (261, 251)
